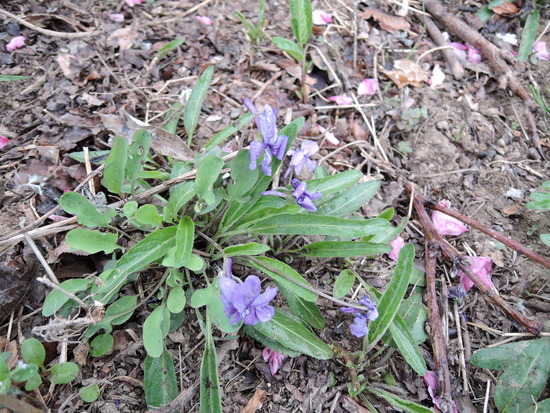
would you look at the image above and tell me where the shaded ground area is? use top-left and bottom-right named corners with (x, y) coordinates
top-left (0, 0), bottom-right (549, 411)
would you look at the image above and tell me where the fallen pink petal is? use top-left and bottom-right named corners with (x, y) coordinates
top-left (0, 136), bottom-right (9, 149)
top-left (6, 36), bottom-right (25, 52)
top-left (328, 95), bottom-right (353, 106)
top-left (533, 41), bottom-right (550, 61)
top-left (431, 200), bottom-right (469, 236)
top-left (357, 78), bottom-right (378, 96)
top-left (466, 44), bottom-right (482, 63)
top-left (109, 13), bottom-right (125, 22)
top-left (450, 42), bottom-right (481, 63)
top-left (388, 236), bottom-right (405, 261)
top-left (312, 10), bottom-right (332, 25)
top-left (196, 16), bottom-right (213, 25)
top-left (262, 347), bottom-right (288, 376)
top-left (458, 256), bottom-right (493, 292)
top-left (429, 64), bottom-right (445, 88)
top-left (318, 124), bottom-right (340, 146)
top-left (124, 0), bottom-right (144, 6)
top-left (424, 371), bottom-right (458, 413)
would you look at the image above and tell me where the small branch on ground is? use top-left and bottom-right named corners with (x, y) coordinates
top-left (408, 186), bottom-right (542, 336)
top-left (424, 199), bottom-right (550, 270)
top-left (425, 241), bottom-right (455, 413)
top-left (422, 0), bottom-right (546, 160)
top-left (422, 16), bottom-right (464, 80)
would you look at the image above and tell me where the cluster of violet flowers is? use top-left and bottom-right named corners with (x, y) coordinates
top-left (243, 98), bottom-right (322, 212)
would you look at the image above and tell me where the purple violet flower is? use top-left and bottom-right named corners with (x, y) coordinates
top-left (291, 179), bottom-right (321, 212)
top-left (285, 140), bottom-right (318, 178)
top-left (244, 99), bottom-right (289, 176)
top-left (340, 295), bottom-right (379, 337)
top-left (219, 274), bottom-right (278, 325)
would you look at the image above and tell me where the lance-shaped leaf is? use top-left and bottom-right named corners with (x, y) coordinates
top-left (289, 0), bottom-right (312, 46)
top-left (59, 192), bottom-right (116, 228)
top-left (66, 229), bottom-right (119, 254)
top-left (272, 37), bottom-right (304, 61)
top-left (250, 309), bottom-right (332, 359)
top-left (102, 136), bottom-right (128, 195)
top-left (196, 154), bottom-right (224, 205)
top-left (200, 318), bottom-right (222, 413)
top-left (316, 181), bottom-right (380, 217)
top-left (143, 304), bottom-right (171, 358)
top-left (293, 241), bottom-right (391, 257)
top-left (125, 129), bottom-right (151, 191)
top-left (204, 112), bottom-right (254, 150)
top-left (144, 349), bottom-right (178, 408)
top-left (185, 65), bottom-right (214, 145)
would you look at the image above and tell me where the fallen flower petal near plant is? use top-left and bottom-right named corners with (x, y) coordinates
top-left (429, 64), bottom-right (445, 88)
top-left (388, 236), bottom-right (405, 261)
top-left (458, 256), bottom-right (493, 292)
top-left (533, 41), bottom-right (550, 61)
top-left (196, 16), bottom-right (213, 25)
top-left (220, 275), bottom-right (278, 325)
top-left (423, 371), bottom-right (458, 413)
top-left (6, 36), bottom-right (25, 51)
top-left (357, 78), bottom-right (378, 96)
top-left (0, 136), bottom-right (9, 149)
top-left (312, 10), bottom-right (332, 25)
top-left (328, 95), bottom-right (353, 106)
top-left (262, 347), bottom-right (288, 376)
top-left (124, 0), bottom-right (143, 7)
top-left (109, 13), bottom-right (125, 22)
top-left (431, 200), bottom-right (469, 236)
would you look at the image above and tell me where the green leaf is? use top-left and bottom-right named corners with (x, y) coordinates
top-left (227, 150), bottom-right (260, 202)
top-left (250, 309), bottom-right (332, 359)
top-left (59, 192), bottom-right (116, 228)
top-left (200, 318), bottom-right (222, 413)
top-left (102, 137), bottom-right (128, 195)
top-left (389, 323), bottom-right (426, 376)
top-left (368, 388), bottom-right (433, 413)
top-left (172, 215), bottom-right (194, 267)
top-left (306, 170), bottom-right (362, 195)
top-left (167, 286), bottom-right (186, 313)
top-left (95, 227), bottom-right (177, 303)
top-left (240, 215), bottom-right (389, 238)
top-left (125, 129), bottom-right (151, 191)
top-left (213, 242), bottom-right (270, 260)
top-left (163, 102), bottom-right (183, 134)
top-left (333, 270), bottom-right (355, 299)
top-left (289, 0), bottom-right (312, 47)
top-left (68, 150), bottom-right (110, 164)
top-left (66, 229), bottom-right (119, 254)
top-left (184, 65), bottom-right (214, 145)
top-left (24, 373), bottom-right (42, 391)
top-left (368, 243), bottom-right (414, 347)
top-left (0, 75), bottom-right (28, 81)
top-left (521, 399), bottom-right (550, 413)
top-left (369, 219), bottom-right (408, 244)
top-left (518, 10), bottom-right (539, 62)
top-left (316, 181), bottom-right (380, 217)
top-left (190, 278), bottom-right (242, 333)
top-left (143, 304), bottom-right (171, 358)
top-left (106, 295), bottom-right (137, 325)
top-left (272, 37), bottom-right (304, 61)
top-left (10, 363), bottom-right (38, 383)
top-left (134, 204), bottom-right (163, 227)
top-left (164, 180), bottom-right (196, 222)
top-left (397, 291), bottom-right (428, 344)
top-left (205, 113), bottom-right (254, 150)
top-left (43, 279), bottom-right (92, 316)
top-left (21, 338), bottom-right (45, 367)
top-left (241, 256), bottom-right (317, 302)
top-left (541, 234), bottom-right (550, 247)
top-left (196, 154), bottom-right (224, 205)
top-left (90, 333), bottom-right (114, 357)
top-left (295, 241), bottom-right (391, 258)
top-left (157, 37), bottom-right (185, 60)
top-left (472, 338), bottom-right (550, 412)
top-left (243, 325), bottom-right (302, 357)
top-left (50, 362), bottom-right (79, 384)
top-left (276, 282), bottom-right (325, 329)
top-left (79, 383), bottom-right (101, 403)
top-left (144, 349), bottom-right (178, 408)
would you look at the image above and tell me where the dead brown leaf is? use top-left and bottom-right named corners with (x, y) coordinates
top-left (492, 1), bottom-right (520, 16)
top-left (279, 60), bottom-right (317, 86)
top-left (360, 8), bottom-right (411, 32)
top-left (382, 59), bottom-right (429, 88)
top-left (240, 388), bottom-right (267, 413)
top-left (341, 395), bottom-right (372, 412)
top-left (108, 26), bottom-right (139, 50)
